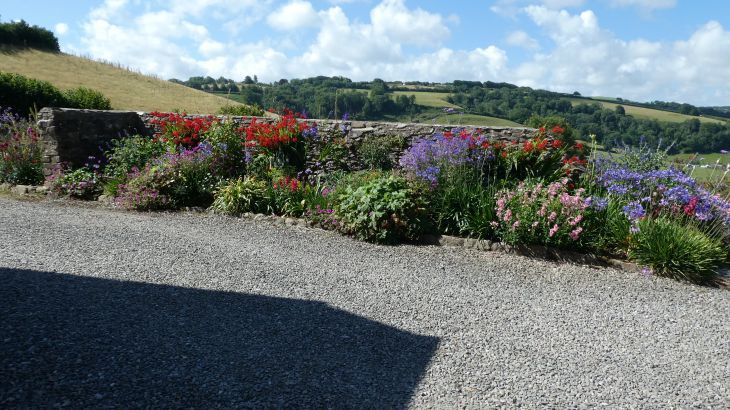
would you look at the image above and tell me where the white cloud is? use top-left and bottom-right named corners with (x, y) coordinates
top-left (370, 0), bottom-right (450, 46)
top-left (506, 30), bottom-right (539, 50)
top-left (512, 6), bottom-right (730, 104)
top-left (54, 23), bottom-right (69, 35)
top-left (266, 0), bottom-right (320, 30)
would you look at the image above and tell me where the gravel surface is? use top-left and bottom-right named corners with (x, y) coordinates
top-left (1, 196), bottom-right (729, 408)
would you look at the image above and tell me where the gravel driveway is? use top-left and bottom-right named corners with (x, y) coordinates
top-left (1, 196), bottom-right (729, 408)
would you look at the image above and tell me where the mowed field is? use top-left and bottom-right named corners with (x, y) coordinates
top-left (391, 90), bottom-right (460, 108)
top-left (429, 113), bottom-right (523, 127)
top-left (566, 97), bottom-right (725, 124)
top-left (0, 49), bottom-right (241, 113)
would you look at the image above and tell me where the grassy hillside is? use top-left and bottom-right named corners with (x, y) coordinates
top-left (391, 90), bottom-right (459, 108)
top-left (566, 97), bottom-right (725, 124)
top-left (428, 113), bottom-right (523, 127)
top-left (0, 49), bottom-right (241, 113)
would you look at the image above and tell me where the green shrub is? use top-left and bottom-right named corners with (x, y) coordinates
top-left (203, 120), bottom-right (247, 177)
top-left (336, 174), bottom-right (428, 244)
top-left (63, 87), bottom-right (112, 110)
top-left (430, 165), bottom-right (497, 239)
top-left (0, 20), bottom-right (59, 52)
top-left (494, 179), bottom-right (599, 250)
top-left (0, 109), bottom-right (44, 184)
top-left (211, 176), bottom-right (272, 215)
top-left (217, 104), bottom-right (265, 117)
top-left (116, 145), bottom-right (217, 210)
top-left (358, 135), bottom-right (406, 170)
top-left (104, 136), bottom-right (167, 180)
top-left (628, 217), bottom-right (726, 284)
top-left (0, 72), bottom-right (65, 116)
top-left (47, 165), bottom-right (102, 199)
top-left (0, 72), bottom-right (111, 115)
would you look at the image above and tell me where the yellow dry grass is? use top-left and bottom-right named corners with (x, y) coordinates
top-left (0, 49), bottom-right (241, 114)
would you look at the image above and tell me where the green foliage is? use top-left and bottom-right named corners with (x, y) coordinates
top-left (0, 72), bottom-right (111, 115)
top-left (217, 104), bottom-right (265, 117)
top-left (62, 87), bottom-right (112, 110)
top-left (610, 139), bottom-right (670, 172)
top-left (104, 136), bottom-right (167, 180)
top-left (628, 217), bottom-right (726, 284)
top-left (336, 174), bottom-right (428, 244)
top-left (117, 149), bottom-right (217, 210)
top-left (358, 135), bottom-right (407, 170)
top-left (430, 165), bottom-right (497, 239)
top-left (592, 199), bottom-right (632, 256)
top-left (0, 72), bottom-right (65, 116)
top-left (211, 176), bottom-right (272, 215)
top-left (203, 120), bottom-right (247, 177)
top-left (0, 20), bottom-right (59, 52)
top-left (47, 166), bottom-right (101, 199)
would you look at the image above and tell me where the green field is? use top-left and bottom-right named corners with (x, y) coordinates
top-left (429, 113), bottom-right (523, 127)
top-left (566, 98), bottom-right (725, 124)
top-left (667, 152), bottom-right (730, 181)
top-left (392, 91), bottom-right (459, 108)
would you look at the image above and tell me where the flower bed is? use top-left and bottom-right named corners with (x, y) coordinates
top-left (4, 106), bottom-right (728, 285)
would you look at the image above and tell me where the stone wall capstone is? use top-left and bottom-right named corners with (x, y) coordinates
top-left (38, 108), bottom-right (536, 174)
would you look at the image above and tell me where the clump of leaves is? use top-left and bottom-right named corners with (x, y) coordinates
top-left (335, 174), bottom-right (429, 244)
top-left (211, 176), bottom-right (272, 215)
top-left (628, 216), bottom-right (726, 284)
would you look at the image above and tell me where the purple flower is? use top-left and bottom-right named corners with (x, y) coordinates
top-left (585, 196), bottom-right (608, 211)
top-left (622, 201), bottom-right (645, 221)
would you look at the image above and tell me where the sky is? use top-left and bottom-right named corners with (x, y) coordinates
top-left (3, 0), bottom-right (730, 106)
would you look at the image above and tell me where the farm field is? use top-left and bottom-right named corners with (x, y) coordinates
top-left (391, 90), bottom-right (459, 108)
top-left (566, 97), bottom-right (725, 124)
top-left (429, 113), bottom-right (523, 127)
top-left (0, 49), bottom-right (240, 113)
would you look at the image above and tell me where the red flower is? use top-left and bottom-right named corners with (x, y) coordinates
top-left (523, 141), bottom-right (534, 153)
top-left (551, 125), bottom-right (565, 134)
top-left (575, 142), bottom-right (584, 150)
top-left (551, 139), bottom-right (563, 149)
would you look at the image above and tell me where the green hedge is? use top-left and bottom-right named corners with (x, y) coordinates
top-left (0, 72), bottom-right (111, 115)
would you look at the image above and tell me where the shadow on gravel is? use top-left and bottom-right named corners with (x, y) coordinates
top-left (0, 268), bottom-right (438, 408)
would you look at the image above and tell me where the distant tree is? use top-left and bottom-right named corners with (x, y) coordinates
top-left (572, 91), bottom-right (581, 96)
top-left (0, 20), bottom-right (59, 52)
top-left (244, 75), bottom-right (254, 84)
top-left (253, 75), bottom-right (258, 83)
top-left (615, 105), bottom-right (626, 115)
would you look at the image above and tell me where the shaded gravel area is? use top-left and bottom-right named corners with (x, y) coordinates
top-left (1, 196), bottom-right (729, 408)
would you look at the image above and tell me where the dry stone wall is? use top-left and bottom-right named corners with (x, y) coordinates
top-left (38, 108), bottom-right (535, 174)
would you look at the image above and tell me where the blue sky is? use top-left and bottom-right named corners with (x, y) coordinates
top-left (3, 0), bottom-right (730, 105)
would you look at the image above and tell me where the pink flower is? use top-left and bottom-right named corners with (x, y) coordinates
top-left (569, 214), bottom-right (583, 226)
top-left (504, 209), bottom-right (512, 222)
top-left (569, 227), bottom-right (583, 240)
top-left (548, 211), bottom-right (557, 222)
top-left (512, 220), bottom-right (521, 230)
top-left (549, 224), bottom-right (559, 237)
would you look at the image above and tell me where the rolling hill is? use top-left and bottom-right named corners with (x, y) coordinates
top-left (0, 48), bottom-right (242, 113)
top-left (565, 97), bottom-right (725, 124)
